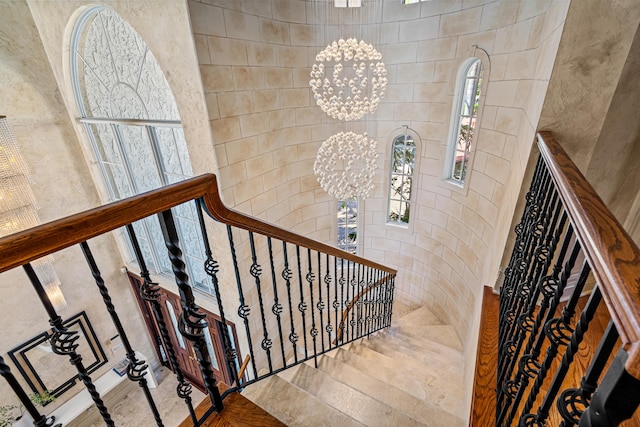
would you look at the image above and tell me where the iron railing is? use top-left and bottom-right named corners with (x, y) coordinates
top-left (0, 174), bottom-right (396, 426)
top-left (496, 132), bottom-right (640, 426)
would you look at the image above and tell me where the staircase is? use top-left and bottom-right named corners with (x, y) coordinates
top-left (241, 303), bottom-right (466, 426)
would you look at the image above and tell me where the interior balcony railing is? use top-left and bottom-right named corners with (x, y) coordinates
top-left (0, 174), bottom-right (396, 427)
top-left (494, 132), bottom-right (640, 426)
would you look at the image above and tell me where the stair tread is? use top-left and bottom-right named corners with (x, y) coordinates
top-left (316, 353), bottom-right (465, 426)
top-left (278, 363), bottom-right (425, 427)
top-left (334, 347), bottom-right (465, 415)
top-left (389, 322), bottom-right (463, 351)
top-left (360, 335), bottom-right (464, 380)
top-left (242, 376), bottom-right (365, 427)
top-left (392, 306), bottom-right (444, 327)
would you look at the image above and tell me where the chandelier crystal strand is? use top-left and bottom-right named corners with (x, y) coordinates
top-left (310, 38), bottom-right (388, 121)
top-left (313, 131), bottom-right (378, 200)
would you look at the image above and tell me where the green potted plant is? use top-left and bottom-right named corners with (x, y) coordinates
top-left (0, 392), bottom-right (55, 426)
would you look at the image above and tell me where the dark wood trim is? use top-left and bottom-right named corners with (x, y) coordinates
top-left (469, 286), bottom-right (498, 427)
top-left (0, 174), bottom-right (396, 276)
top-left (179, 383), bottom-right (285, 427)
top-left (537, 131), bottom-right (640, 378)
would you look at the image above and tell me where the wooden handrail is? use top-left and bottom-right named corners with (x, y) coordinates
top-left (333, 275), bottom-right (393, 344)
top-left (537, 131), bottom-right (640, 378)
top-left (0, 174), bottom-right (396, 276)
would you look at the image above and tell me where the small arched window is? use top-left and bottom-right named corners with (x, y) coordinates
top-left (445, 58), bottom-right (485, 186)
top-left (387, 128), bottom-right (418, 226)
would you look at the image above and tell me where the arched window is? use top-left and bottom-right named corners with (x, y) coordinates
top-left (70, 6), bottom-right (210, 293)
top-left (445, 58), bottom-right (485, 186)
top-left (387, 128), bottom-right (418, 226)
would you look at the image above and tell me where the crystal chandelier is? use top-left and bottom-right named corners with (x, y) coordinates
top-left (0, 116), bottom-right (67, 311)
top-left (313, 131), bottom-right (378, 200)
top-left (310, 38), bottom-right (388, 121)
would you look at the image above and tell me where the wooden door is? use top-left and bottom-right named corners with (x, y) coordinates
top-left (128, 273), bottom-right (238, 391)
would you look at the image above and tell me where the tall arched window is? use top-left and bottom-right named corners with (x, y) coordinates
top-left (445, 58), bottom-right (485, 186)
top-left (70, 6), bottom-right (210, 293)
top-left (387, 128), bottom-right (418, 226)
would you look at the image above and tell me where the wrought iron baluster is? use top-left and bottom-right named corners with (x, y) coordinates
top-left (498, 218), bottom-right (574, 425)
top-left (366, 267), bottom-right (373, 337)
top-left (296, 246), bottom-right (309, 359)
top-left (23, 263), bottom-right (114, 426)
top-left (0, 355), bottom-right (59, 427)
top-left (500, 170), bottom-right (555, 366)
top-left (519, 287), bottom-right (602, 427)
top-left (325, 253), bottom-right (333, 351)
top-left (357, 263), bottom-right (364, 338)
top-left (248, 232), bottom-right (273, 374)
top-left (80, 241), bottom-right (163, 426)
top-left (578, 348), bottom-right (640, 427)
top-left (349, 261), bottom-right (357, 342)
top-left (126, 225), bottom-right (198, 425)
top-left (306, 249), bottom-right (318, 366)
top-left (317, 251), bottom-right (325, 352)
top-left (387, 275), bottom-right (396, 327)
top-left (518, 260), bottom-right (592, 422)
top-left (266, 237), bottom-right (286, 368)
top-left (226, 225), bottom-right (258, 380)
top-left (282, 242), bottom-right (298, 364)
top-left (558, 320), bottom-right (619, 427)
top-left (195, 204), bottom-right (240, 387)
top-left (339, 258), bottom-right (346, 343)
top-left (158, 210), bottom-right (223, 412)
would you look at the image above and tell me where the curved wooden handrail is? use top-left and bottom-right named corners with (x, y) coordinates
top-left (0, 174), bottom-right (396, 276)
top-left (537, 131), bottom-right (640, 378)
top-left (333, 275), bottom-right (394, 344)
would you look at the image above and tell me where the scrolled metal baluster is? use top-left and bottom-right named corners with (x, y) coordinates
top-left (0, 355), bottom-right (59, 427)
top-left (339, 258), bottom-right (346, 342)
top-left (195, 203), bottom-right (240, 386)
top-left (518, 260), bottom-right (592, 423)
top-left (266, 237), bottom-right (286, 368)
top-left (227, 225), bottom-right (258, 379)
top-left (80, 241), bottom-right (163, 426)
top-left (499, 221), bottom-right (576, 425)
top-left (126, 225), bottom-right (197, 424)
top-left (306, 249), bottom-right (318, 366)
top-left (158, 210), bottom-right (223, 412)
top-left (248, 232), bottom-right (273, 373)
top-left (357, 264), bottom-right (365, 338)
top-left (316, 251), bottom-right (325, 353)
top-left (23, 264), bottom-right (114, 426)
top-left (325, 254), bottom-right (333, 351)
top-left (520, 287), bottom-right (603, 427)
top-left (296, 246), bottom-right (309, 359)
top-left (349, 262), bottom-right (358, 342)
top-left (558, 320), bottom-right (618, 427)
top-left (282, 242), bottom-right (298, 364)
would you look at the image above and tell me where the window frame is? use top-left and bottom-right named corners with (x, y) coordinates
top-left (443, 54), bottom-right (488, 191)
top-left (336, 198), bottom-right (360, 256)
top-left (69, 6), bottom-right (213, 294)
top-left (386, 126), bottom-right (420, 228)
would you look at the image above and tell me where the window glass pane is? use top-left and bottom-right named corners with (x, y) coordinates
top-left (203, 326), bottom-right (220, 370)
top-left (166, 300), bottom-right (186, 349)
top-left (447, 59), bottom-right (483, 185)
top-left (337, 199), bottom-right (358, 254)
top-left (387, 133), bottom-right (415, 225)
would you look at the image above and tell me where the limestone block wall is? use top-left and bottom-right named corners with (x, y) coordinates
top-left (191, 0), bottom-right (568, 346)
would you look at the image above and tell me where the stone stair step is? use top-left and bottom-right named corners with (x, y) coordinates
top-left (241, 375), bottom-right (365, 427)
top-left (333, 347), bottom-right (465, 415)
top-left (278, 362), bottom-right (424, 427)
top-left (392, 305), bottom-right (445, 327)
top-left (315, 353), bottom-right (465, 427)
top-left (388, 322), bottom-right (463, 351)
top-left (361, 334), bottom-right (464, 379)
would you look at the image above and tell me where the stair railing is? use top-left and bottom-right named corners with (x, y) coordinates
top-left (496, 132), bottom-right (640, 426)
top-left (0, 174), bottom-right (396, 426)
